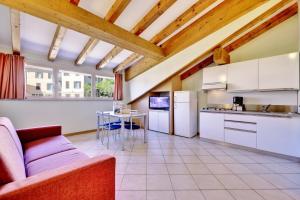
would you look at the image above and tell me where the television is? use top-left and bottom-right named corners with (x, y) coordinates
top-left (149, 96), bottom-right (170, 110)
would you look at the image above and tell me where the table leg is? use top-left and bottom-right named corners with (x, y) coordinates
top-left (121, 118), bottom-right (125, 151)
top-left (144, 115), bottom-right (146, 144)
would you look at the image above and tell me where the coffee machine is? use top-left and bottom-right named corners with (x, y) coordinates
top-left (233, 96), bottom-right (245, 111)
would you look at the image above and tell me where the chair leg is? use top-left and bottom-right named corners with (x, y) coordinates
top-left (107, 130), bottom-right (110, 149)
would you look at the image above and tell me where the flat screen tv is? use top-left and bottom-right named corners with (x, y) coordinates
top-left (149, 96), bottom-right (170, 110)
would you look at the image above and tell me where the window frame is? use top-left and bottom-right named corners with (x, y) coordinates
top-left (24, 64), bottom-right (114, 101)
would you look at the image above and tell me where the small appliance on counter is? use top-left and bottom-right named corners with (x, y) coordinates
top-left (232, 96), bottom-right (245, 111)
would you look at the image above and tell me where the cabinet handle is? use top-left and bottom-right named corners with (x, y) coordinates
top-left (224, 120), bottom-right (256, 125)
top-left (224, 127), bottom-right (256, 134)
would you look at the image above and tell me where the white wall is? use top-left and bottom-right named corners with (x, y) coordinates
top-left (182, 14), bottom-right (299, 107)
top-left (0, 100), bottom-right (113, 134)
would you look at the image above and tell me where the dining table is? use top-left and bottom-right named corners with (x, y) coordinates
top-left (96, 111), bottom-right (147, 150)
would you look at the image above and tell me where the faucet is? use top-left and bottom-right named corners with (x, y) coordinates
top-left (262, 104), bottom-right (271, 112)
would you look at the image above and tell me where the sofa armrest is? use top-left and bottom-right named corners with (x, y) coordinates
top-left (0, 155), bottom-right (115, 200)
top-left (17, 126), bottom-right (62, 144)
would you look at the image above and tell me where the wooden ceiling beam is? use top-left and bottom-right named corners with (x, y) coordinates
top-left (213, 47), bottom-right (230, 65)
top-left (48, 0), bottom-right (80, 61)
top-left (180, 2), bottom-right (298, 80)
top-left (99, 0), bottom-right (176, 70)
top-left (113, 53), bottom-right (141, 72)
top-left (10, 9), bottom-right (20, 54)
top-left (75, 0), bottom-right (131, 65)
top-left (125, 0), bottom-right (267, 81)
top-left (0, 0), bottom-right (164, 60)
top-left (120, 0), bottom-right (218, 75)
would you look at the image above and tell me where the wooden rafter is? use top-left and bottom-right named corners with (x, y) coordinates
top-left (117, 0), bottom-right (218, 74)
top-left (98, 0), bottom-right (176, 70)
top-left (124, 0), bottom-right (267, 81)
top-left (75, 0), bottom-right (131, 65)
top-left (48, 0), bottom-right (80, 61)
top-left (180, 2), bottom-right (298, 80)
top-left (0, 0), bottom-right (165, 60)
top-left (10, 9), bottom-right (20, 54)
top-left (113, 53), bottom-right (141, 72)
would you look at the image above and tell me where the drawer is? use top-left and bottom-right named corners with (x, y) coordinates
top-left (224, 121), bottom-right (256, 132)
top-left (225, 128), bottom-right (257, 148)
top-left (224, 114), bottom-right (257, 123)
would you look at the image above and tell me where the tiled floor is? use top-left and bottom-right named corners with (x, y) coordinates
top-left (67, 130), bottom-right (300, 200)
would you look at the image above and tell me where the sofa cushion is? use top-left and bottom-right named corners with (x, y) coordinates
top-left (23, 135), bottom-right (76, 165)
top-left (0, 126), bottom-right (26, 185)
top-left (0, 117), bottom-right (23, 159)
top-left (26, 149), bottom-right (89, 176)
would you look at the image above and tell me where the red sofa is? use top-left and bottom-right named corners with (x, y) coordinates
top-left (0, 117), bottom-right (115, 200)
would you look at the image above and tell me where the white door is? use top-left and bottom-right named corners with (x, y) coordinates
top-left (259, 52), bottom-right (299, 90)
top-left (174, 102), bottom-right (190, 137)
top-left (158, 111), bottom-right (169, 133)
top-left (227, 59), bottom-right (259, 91)
top-left (149, 110), bottom-right (159, 131)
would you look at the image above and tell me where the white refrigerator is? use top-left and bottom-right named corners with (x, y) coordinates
top-left (174, 91), bottom-right (197, 137)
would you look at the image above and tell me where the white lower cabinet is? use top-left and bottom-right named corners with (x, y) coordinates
top-left (257, 116), bottom-right (300, 157)
top-left (149, 110), bottom-right (169, 133)
top-left (199, 112), bottom-right (224, 141)
top-left (225, 129), bottom-right (257, 148)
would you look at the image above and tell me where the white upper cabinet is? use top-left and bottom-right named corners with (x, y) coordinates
top-left (202, 65), bottom-right (227, 90)
top-left (259, 52), bottom-right (299, 90)
top-left (227, 59), bottom-right (259, 91)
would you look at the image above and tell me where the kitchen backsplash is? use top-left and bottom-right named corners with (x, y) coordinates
top-left (207, 90), bottom-right (298, 106)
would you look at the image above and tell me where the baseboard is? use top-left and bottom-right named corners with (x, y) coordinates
top-left (64, 129), bottom-right (97, 136)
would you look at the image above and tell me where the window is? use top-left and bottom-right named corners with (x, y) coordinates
top-left (74, 81), bottom-right (81, 89)
top-left (25, 65), bottom-right (54, 97)
top-left (58, 70), bottom-right (92, 98)
top-left (66, 81), bottom-right (70, 89)
top-left (35, 72), bottom-right (43, 79)
top-left (47, 83), bottom-right (53, 91)
top-left (95, 76), bottom-right (114, 98)
top-left (48, 72), bottom-right (52, 79)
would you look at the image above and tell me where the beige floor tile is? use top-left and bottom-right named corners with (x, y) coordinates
top-left (206, 164), bottom-right (232, 174)
top-left (147, 191), bottom-right (175, 200)
top-left (147, 164), bottom-right (168, 174)
top-left (166, 164), bottom-right (190, 174)
top-left (164, 156), bottom-right (183, 164)
top-left (117, 163), bottom-right (128, 174)
top-left (128, 156), bottom-right (147, 163)
top-left (260, 174), bottom-right (300, 189)
top-left (215, 174), bottom-right (250, 189)
top-left (282, 174), bottom-right (300, 185)
top-left (229, 190), bottom-right (264, 200)
top-left (170, 175), bottom-right (198, 190)
top-left (215, 155), bottom-right (237, 163)
top-left (117, 191), bottom-right (146, 200)
top-left (186, 163), bottom-right (211, 174)
top-left (175, 191), bottom-right (205, 200)
top-left (232, 155), bottom-right (256, 164)
top-left (256, 190), bottom-right (294, 200)
top-left (244, 163), bottom-right (272, 174)
top-left (193, 175), bottom-right (224, 189)
top-left (116, 175), bottom-right (123, 190)
top-left (198, 155), bottom-right (220, 164)
top-left (239, 174), bottom-right (276, 189)
top-left (147, 156), bottom-right (165, 163)
top-left (181, 155), bottom-right (202, 164)
top-left (225, 163), bottom-right (252, 174)
top-left (282, 189), bottom-right (300, 200)
top-left (177, 149), bottom-right (195, 156)
top-left (147, 175), bottom-right (172, 190)
top-left (202, 190), bottom-right (235, 200)
top-left (125, 164), bottom-right (147, 174)
top-left (120, 175), bottom-right (146, 190)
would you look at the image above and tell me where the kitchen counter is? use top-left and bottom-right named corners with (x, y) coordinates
top-left (200, 109), bottom-right (299, 118)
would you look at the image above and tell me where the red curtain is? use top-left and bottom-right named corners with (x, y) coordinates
top-left (113, 73), bottom-right (123, 101)
top-left (0, 53), bottom-right (25, 99)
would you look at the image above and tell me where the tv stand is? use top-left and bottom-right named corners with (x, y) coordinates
top-left (148, 109), bottom-right (169, 134)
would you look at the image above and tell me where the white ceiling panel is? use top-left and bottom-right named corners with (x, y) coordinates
top-left (0, 5), bottom-right (11, 46)
top-left (106, 49), bottom-right (134, 69)
top-left (88, 40), bottom-right (115, 59)
top-left (79, 0), bottom-right (114, 18)
top-left (139, 0), bottom-right (197, 40)
top-left (114, 0), bottom-right (159, 31)
top-left (59, 29), bottom-right (89, 57)
top-left (20, 13), bottom-right (56, 54)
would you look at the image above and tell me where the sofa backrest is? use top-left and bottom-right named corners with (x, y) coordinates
top-left (0, 117), bottom-right (26, 185)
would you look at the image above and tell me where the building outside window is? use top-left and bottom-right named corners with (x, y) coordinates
top-left (58, 70), bottom-right (92, 98)
top-left (48, 72), bottom-right (52, 79)
top-left (25, 65), bottom-right (54, 97)
top-left (95, 76), bottom-right (114, 98)
top-left (47, 83), bottom-right (53, 91)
